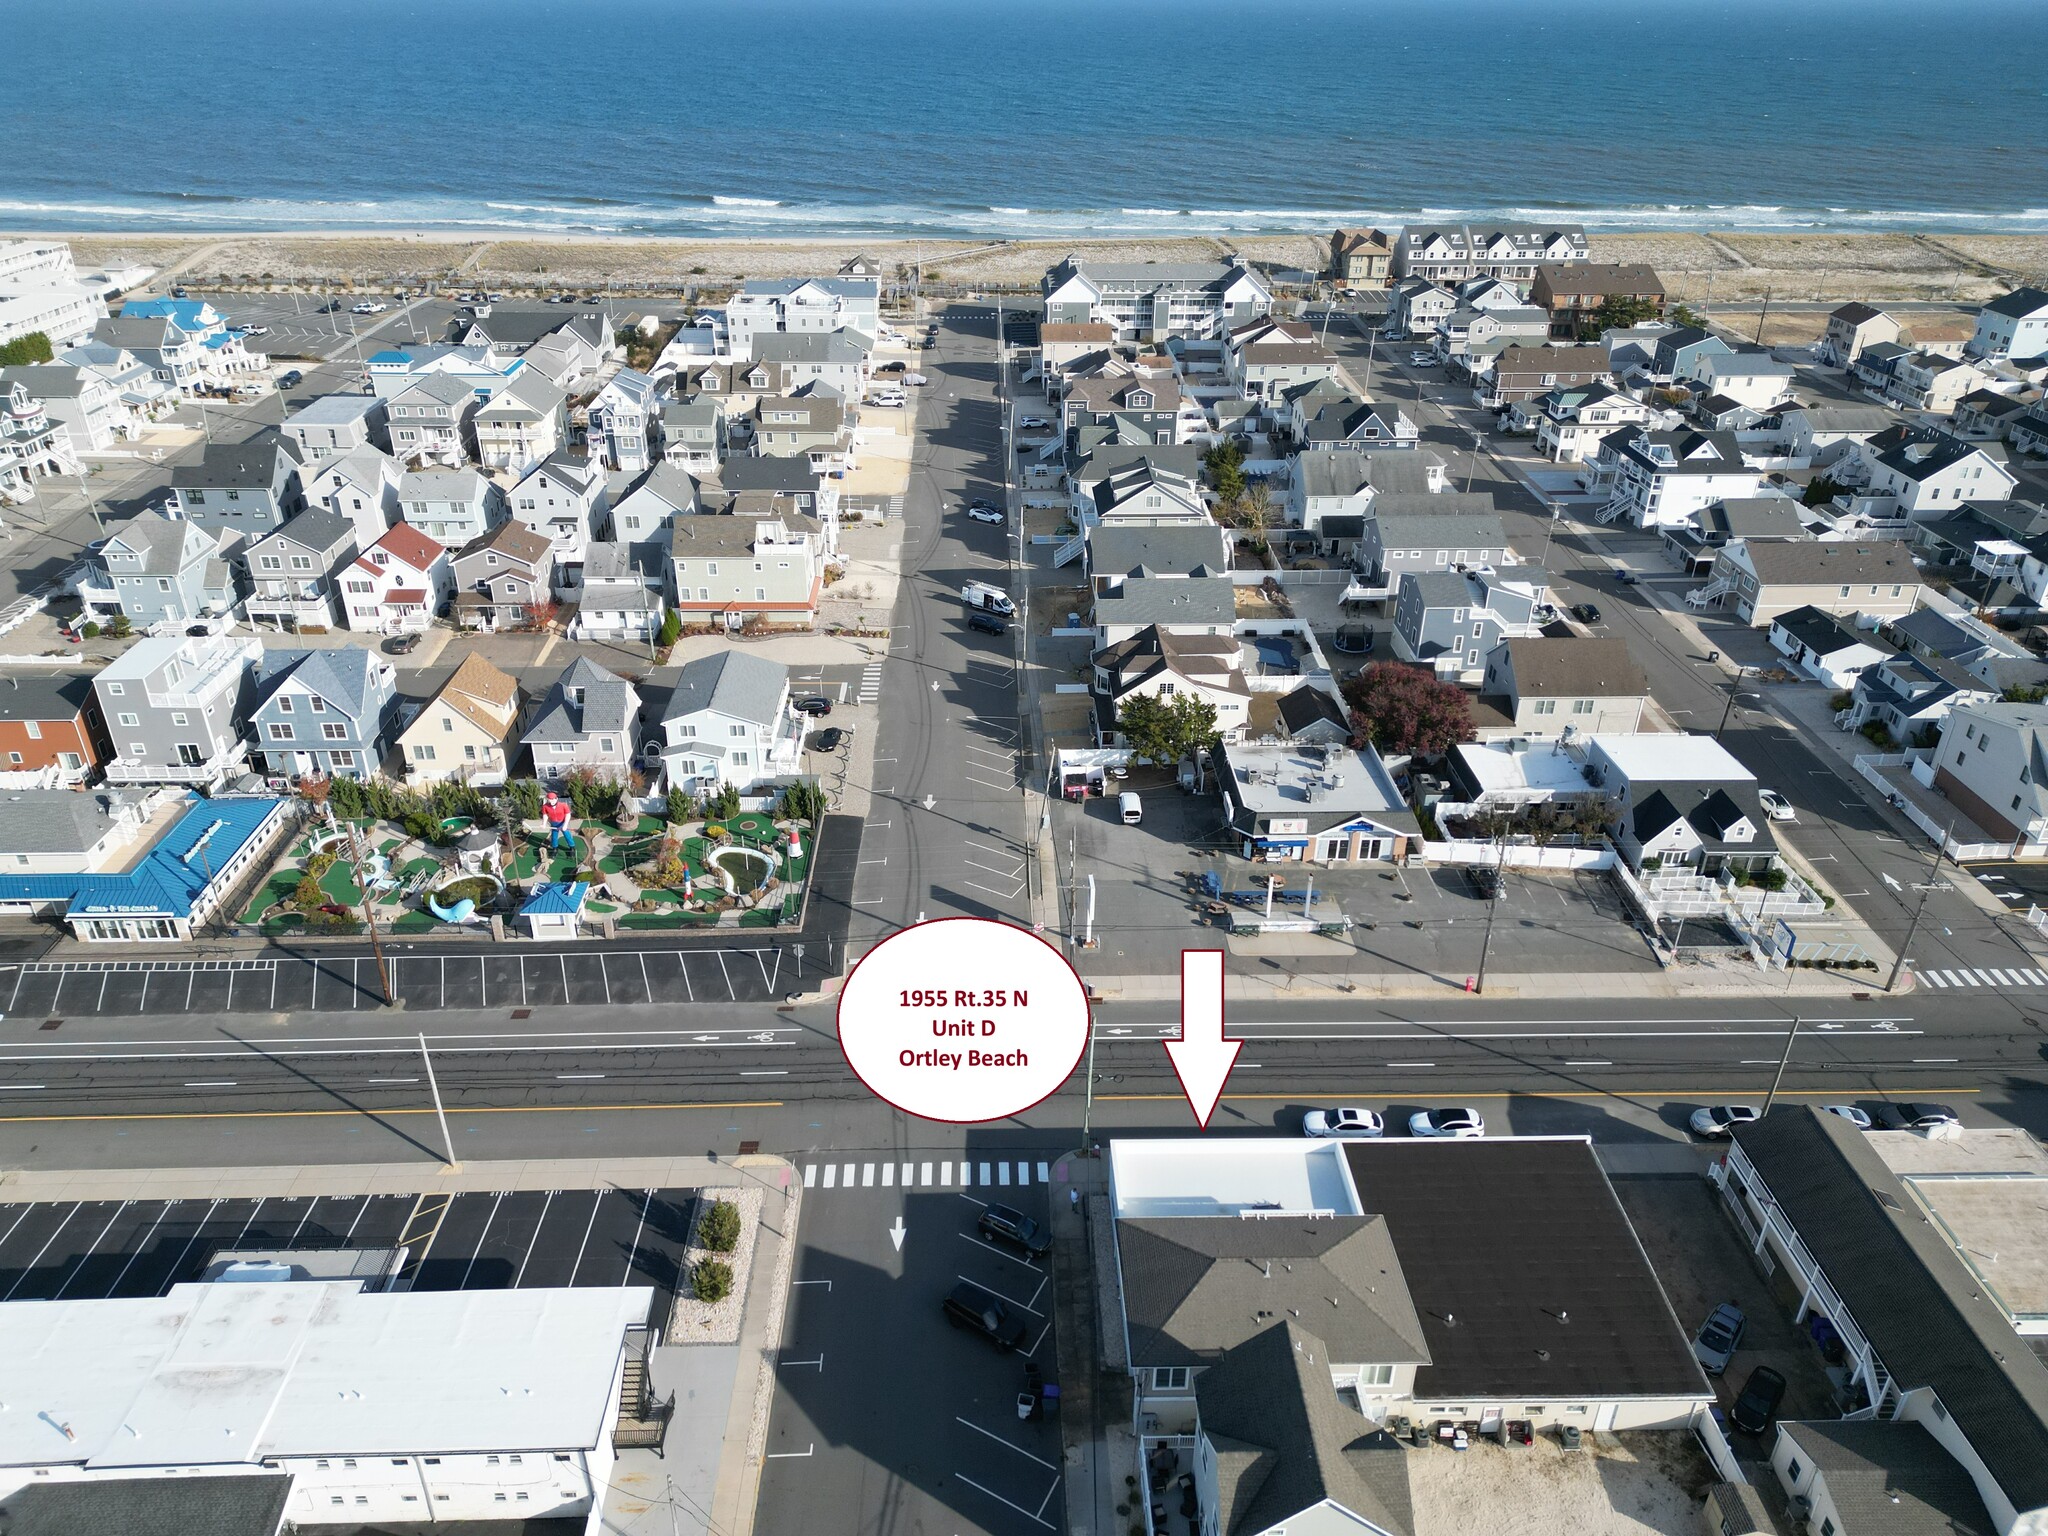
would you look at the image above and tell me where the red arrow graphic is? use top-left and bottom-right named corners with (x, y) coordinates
top-left (1163, 950), bottom-right (1241, 1130)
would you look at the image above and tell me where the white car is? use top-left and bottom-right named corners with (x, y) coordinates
top-left (1689, 1104), bottom-right (1761, 1139)
top-left (1758, 788), bottom-right (1796, 822)
top-left (966, 505), bottom-right (1005, 524)
top-left (350, 301), bottom-right (388, 315)
top-left (867, 392), bottom-right (906, 409)
top-left (1822, 1104), bottom-right (1873, 1130)
top-left (1018, 415), bottom-right (1050, 430)
top-left (1408, 352), bottom-right (1433, 366)
top-left (902, 372), bottom-right (929, 386)
top-left (1305, 1106), bottom-right (1384, 1139)
top-left (1409, 1107), bottom-right (1485, 1139)
top-left (240, 324), bottom-right (270, 337)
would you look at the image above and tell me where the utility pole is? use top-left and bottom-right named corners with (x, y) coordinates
top-left (1885, 817), bottom-right (1954, 992)
top-left (342, 814), bottom-right (394, 1005)
top-left (418, 1031), bottom-right (458, 1169)
top-left (74, 469), bottom-right (104, 534)
top-left (1714, 667), bottom-right (1753, 742)
top-left (1538, 507), bottom-right (1562, 566)
top-left (1473, 836), bottom-right (1506, 994)
top-left (1462, 430), bottom-right (1483, 494)
top-left (1753, 288), bottom-right (1773, 347)
top-left (1079, 1001), bottom-right (1099, 1147)
top-left (1761, 1015), bottom-right (1802, 1116)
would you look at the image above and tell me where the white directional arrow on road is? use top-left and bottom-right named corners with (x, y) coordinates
top-left (889, 1216), bottom-right (906, 1253)
top-left (1163, 951), bottom-right (1242, 1130)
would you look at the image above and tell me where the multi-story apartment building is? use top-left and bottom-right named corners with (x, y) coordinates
top-left (305, 444), bottom-right (403, 549)
top-left (166, 434), bottom-right (306, 536)
top-left (509, 452), bottom-right (609, 598)
top-left (1041, 256), bottom-right (1273, 342)
top-left (588, 368), bottom-right (663, 472)
top-left (726, 275), bottom-right (881, 359)
top-left (0, 376), bottom-right (78, 499)
top-left (1964, 287), bottom-right (2048, 362)
top-left (669, 512), bottom-right (824, 628)
top-left (281, 393), bottom-right (389, 463)
top-left (93, 632), bottom-right (260, 787)
top-left (1589, 426), bottom-right (1767, 530)
top-left (242, 509), bottom-right (359, 631)
top-left (249, 645), bottom-right (400, 781)
top-left (1328, 227), bottom-right (1394, 288)
top-left (0, 362), bottom-right (134, 451)
top-left (395, 465), bottom-right (504, 545)
top-left (1391, 222), bottom-right (1588, 283)
top-left (472, 369), bottom-right (568, 472)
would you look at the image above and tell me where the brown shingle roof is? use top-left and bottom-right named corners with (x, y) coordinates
top-left (1501, 637), bottom-right (1648, 699)
top-left (433, 653), bottom-right (520, 736)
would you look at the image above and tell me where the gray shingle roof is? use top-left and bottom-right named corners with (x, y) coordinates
top-left (171, 434), bottom-right (297, 491)
top-left (1777, 1421), bottom-right (1993, 1536)
top-left (1194, 1321), bottom-right (1415, 1536)
top-left (253, 646), bottom-right (383, 721)
top-left (661, 649), bottom-right (788, 729)
top-left (251, 507), bottom-right (354, 557)
top-left (524, 657), bottom-right (640, 745)
top-left (103, 511), bottom-right (211, 576)
top-left (1374, 512), bottom-right (1506, 551)
top-left (0, 670), bottom-right (93, 725)
top-left (0, 788), bottom-right (145, 857)
top-left (1094, 576), bottom-right (1236, 629)
top-left (1501, 637), bottom-right (1647, 699)
top-left (0, 1470), bottom-right (291, 1536)
top-left (1733, 1108), bottom-right (2048, 1512)
top-left (1739, 539), bottom-right (1920, 587)
top-left (1087, 524), bottom-right (1229, 580)
top-left (284, 392), bottom-right (383, 427)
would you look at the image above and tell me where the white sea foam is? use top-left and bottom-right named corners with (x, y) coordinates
top-left (710, 195), bottom-right (782, 207)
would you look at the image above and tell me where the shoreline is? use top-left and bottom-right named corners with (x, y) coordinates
top-left (10, 226), bottom-right (2044, 303)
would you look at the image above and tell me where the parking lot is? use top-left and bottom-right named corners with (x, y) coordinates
top-left (1059, 780), bottom-right (1661, 980)
top-left (0, 1185), bottom-right (693, 1322)
top-left (0, 943), bottom-right (827, 1020)
top-left (758, 1170), bottom-right (1061, 1536)
top-left (182, 291), bottom-right (456, 362)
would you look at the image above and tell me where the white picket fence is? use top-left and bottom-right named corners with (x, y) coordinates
top-left (1417, 840), bottom-right (1614, 871)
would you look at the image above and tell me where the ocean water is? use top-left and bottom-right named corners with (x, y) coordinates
top-left (3, 0), bottom-right (2045, 238)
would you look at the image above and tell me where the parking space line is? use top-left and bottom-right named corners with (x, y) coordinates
top-left (955, 1473), bottom-right (1056, 1529)
top-left (621, 1191), bottom-right (650, 1288)
top-left (106, 1200), bottom-right (173, 1297)
top-left (1026, 1320), bottom-right (1051, 1358)
top-left (677, 952), bottom-right (694, 1002)
top-left (957, 1274), bottom-right (1042, 1316)
top-left (568, 1191), bottom-right (603, 1281)
top-left (717, 951), bottom-right (735, 1000)
top-left (959, 1191), bottom-right (988, 1208)
top-left (1035, 1477), bottom-right (1061, 1521)
top-left (513, 1191), bottom-right (553, 1286)
top-left (459, 1193), bottom-right (505, 1289)
top-left (956, 1416), bottom-right (1059, 1470)
top-left (3, 1202), bottom-right (81, 1301)
top-left (54, 1201), bottom-right (130, 1300)
top-left (960, 1231), bottom-right (1040, 1270)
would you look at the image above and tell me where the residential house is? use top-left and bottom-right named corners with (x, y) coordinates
top-left (1699, 538), bottom-right (1924, 627)
top-left (1476, 637), bottom-right (1648, 739)
top-left (0, 376), bottom-right (78, 499)
top-left (1818, 302), bottom-right (1903, 368)
top-left (1392, 221), bottom-right (1588, 283)
top-left (385, 374), bottom-right (479, 465)
top-left (522, 325), bottom-right (611, 392)
top-left (1768, 605), bottom-right (1891, 689)
top-left (90, 313), bottom-right (207, 395)
top-left (2015, 404), bottom-right (2048, 459)
top-left (1645, 326), bottom-right (1734, 385)
top-left (725, 275), bottom-right (880, 360)
top-left (1848, 339), bottom-right (1914, 396)
top-left (1859, 430), bottom-right (2016, 519)
top-left (1589, 732), bottom-right (1779, 876)
top-left (746, 331), bottom-right (871, 405)
top-left (280, 394), bottom-right (389, 463)
top-left (1660, 495), bottom-right (1809, 574)
top-left (399, 654), bottom-right (522, 786)
top-left (1220, 319), bottom-right (1350, 402)
top-left (1779, 403), bottom-right (1900, 466)
top-left (1689, 350), bottom-right (1797, 410)
top-left (0, 362), bottom-right (134, 451)
top-left (1093, 575), bottom-right (1237, 647)
top-left (117, 297), bottom-right (265, 385)
top-left (456, 305), bottom-right (613, 353)
top-left (1964, 286), bottom-right (2048, 362)
top-left (1844, 650), bottom-right (1995, 746)
top-left (395, 465), bottom-right (505, 546)
top-left (669, 512), bottom-right (823, 629)
top-left (93, 631), bottom-right (260, 787)
top-left (1063, 373), bottom-right (1191, 444)
top-left (1329, 227), bottom-right (1394, 288)
top-left (750, 392), bottom-right (851, 474)
top-left (1530, 381), bottom-right (1656, 461)
top-left (364, 342), bottom-right (516, 402)
top-left (1092, 625), bottom-right (1251, 744)
top-left (1691, 394), bottom-right (1763, 432)
top-left (1034, 322), bottom-right (1117, 384)
top-left (339, 521), bottom-right (453, 634)
top-left (521, 658), bottom-right (641, 781)
top-left (568, 542), bottom-right (666, 643)
top-left (1718, 1109), bottom-right (2048, 1536)
top-left (1529, 262), bottom-right (1665, 337)
top-left (1470, 342), bottom-right (1612, 409)
top-left (1039, 255), bottom-right (1273, 341)
top-left (0, 788), bottom-right (151, 887)
top-left (1392, 567), bottom-right (1550, 682)
top-left (1269, 682), bottom-right (1352, 746)
top-left (1286, 389), bottom-right (1419, 451)
top-left (654, 649), bottom-right (803, 795)
top-left (1927, 700), bottom-right (2048, 853)
top-left (1085, 523), bottom-right (1232, 596)
top-left (241, 510), bottom-right (358, 632)
top-left (1355, 501), bottom-right (1509, 593)
top-left (472, 370), bottom-right (568, 473)
top-left (248, 647), bottom-right (399, 781)
top-left (716, 454), bottom-right (839, 550)
top-left (1384, 277), bottom-right (1457, 337)
top-left (1433, 305), bottom-right (1551, 373)
top-left (1286, 449), bottom-right (1448, 537)
top-left (1884, 350), bottom-right (1994, 415)
top-left (587, 368), bottom-right (663, 472)
top-left (305, 444), bottom-right (402, 549)
top-left (55, 338), bottom-right (169, 430)
top-left (509, 453), bottom-right (609, 599)
top-left (0, 671), bottom-right (109, 784)
top-left (1080, 458), bottom-right (1212, 535)
top-left (450, 521), bottom-right (555, 632)
top-left (611, 462), bottom-right (703, 542)
top-left (1952, 388), bottom-right (2036, 443)
top-left (84, 510), bottom-right (234, 630)
top-left (1591, 426), bottom-right (1767, 530)
top-left (660, 396), bottom-right (726, 471)
top-left (167, 433), bottom-right (305, 536)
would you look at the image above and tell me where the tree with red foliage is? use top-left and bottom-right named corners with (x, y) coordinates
top-left (1341, 661), bottom-right (1475, 759)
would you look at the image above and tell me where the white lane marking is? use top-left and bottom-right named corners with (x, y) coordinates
top-left (823, 1165), bottom-right (837, 1189)
top-left (862, 1163), bottom-right (875, 1187)
top-left (804, 1164), bottom-right (818, 1187)
top-left (882, 1163), bottom-right (895, 1187)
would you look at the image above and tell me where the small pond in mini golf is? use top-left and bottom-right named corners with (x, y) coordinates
top-left (710, 847), bottom-right (775, 894)
top-left (439, 816), bottom-right (475, 838)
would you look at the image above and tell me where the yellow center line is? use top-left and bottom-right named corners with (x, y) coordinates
top-left (0, 1100), bottom-right (784, 1125)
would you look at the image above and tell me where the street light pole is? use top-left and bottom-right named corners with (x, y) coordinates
top-left (418, 1032), bottom-right (458, 1170)
top-left (1473, 836), bottom-right (1505, 994)
top-left (1761, 1014), bottom-right (1802, 1116)
top-left (1713, 668), bottom-right (1754, 742)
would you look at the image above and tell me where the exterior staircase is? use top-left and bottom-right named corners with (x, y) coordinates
top-left (612, 1323), bottom-right (675, 1453)
top-left (1054, 533), bottom-right (1086, 567)
top-left (1686, 578), bottom-right (1734, 611)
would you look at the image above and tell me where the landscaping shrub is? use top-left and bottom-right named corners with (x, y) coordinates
top-left (706, 783), bottom-right (742, 822)
top-left (432, 876), bottom-right (500, 907)
top-left (699, 1199), bottom-right (742, 1253)
top-left (80, 621), bottom-right (99, 639)
top-left (691, 1258), bottom-right (734, 1304)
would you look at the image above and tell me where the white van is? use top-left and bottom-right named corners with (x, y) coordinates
top-left (1119, 791), bottom-right (1143, 825)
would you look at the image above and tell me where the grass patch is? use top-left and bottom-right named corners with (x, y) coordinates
top-left (239, 871), bottom-right (302, 924)
top-left (391, 910), bottom-right (441, 934)
top-left (619, 910), bottom-right (718, 929)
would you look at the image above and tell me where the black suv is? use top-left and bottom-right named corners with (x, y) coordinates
top-left (793, 696), bottom-right (832, 717)
top-left (979, 1203), bottom-right (1050, 1258)
top-left (942, 1283), bottom-right (1029, 1350)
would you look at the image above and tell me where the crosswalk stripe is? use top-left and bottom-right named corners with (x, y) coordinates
top-left (940, 1160), bottom-right (952, 1184)
top-left (2028, 970), bottom-right (2048, 984)
top-left (805, 1163), bottom-right (818, 1185)
top-left (1944, 970), bottom-right (1972, 986)
top-left (842, 1163), bottom-right (855, 1186)
top-left (823, 1165), bottom-right (837, 1188)
top-left (1037, 1162), bottom-right (1050, 1182)
top-left (922, 1161), bottom-right (934, 1185)
top-left (1989, 969), bottom-right (2016, 985)
top-left (998, 1162), bottom-right (1011, 1186)
top-left (902, 1162), bottom-right (914, 1186)
top-left (1016, 1161), bottom-right (1030, 1186)
top-left (980, 1162), bottom-right (992, 1186)
top-left (1972, 969), bottom-right (1999, 986)
top-left (1924, 970), bottom-right (1948, 987)
top-left (862, 1163), bottom-right (875, 1187)
top-left (881, 1163), bottom-right (894, 1187)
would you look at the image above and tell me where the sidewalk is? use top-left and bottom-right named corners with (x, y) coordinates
top-left (1073, 962), bottom-right (1909, 1002)
top-left (1049, 1148), bottom-right (1130, 1536)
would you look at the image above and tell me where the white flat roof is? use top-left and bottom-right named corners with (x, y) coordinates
top-left (1454, 740), bottom-right (1593, 796)
top-left (1589, 731), bottom-right (1753, 785)
top-left (1110, 1139), bottom-right (1363, 1218)
top-left (0, 1280), bottom-right (650, 1469)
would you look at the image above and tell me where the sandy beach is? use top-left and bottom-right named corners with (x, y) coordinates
top-left (20, 227), bottom-right (2048, 304)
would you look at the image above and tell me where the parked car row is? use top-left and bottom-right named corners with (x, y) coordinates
top-left (1303, 1106), bottom-right (1486, 1139)
top-left (1688, 1101), bottom-right (1956, 1139)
